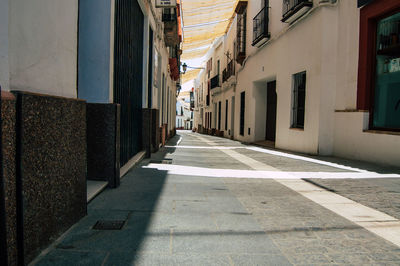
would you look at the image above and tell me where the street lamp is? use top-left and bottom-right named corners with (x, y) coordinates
top-left (181, 62), bottom-right (205, 74)
top-left (176, 83), bottom-right (181, 97)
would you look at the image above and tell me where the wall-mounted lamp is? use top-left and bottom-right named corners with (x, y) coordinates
top-left (176, 83), bottom-right (181, 97)
top-left (182, 62), bottom-right (205, 74)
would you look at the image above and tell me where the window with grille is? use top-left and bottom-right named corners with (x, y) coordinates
top-left (291, 71), bottom-right (306, 129)
top-left (236, 9), bottom-right (247, 65)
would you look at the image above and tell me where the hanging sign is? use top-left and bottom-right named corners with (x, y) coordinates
top-left (156, 0), bottom-right (177, 8)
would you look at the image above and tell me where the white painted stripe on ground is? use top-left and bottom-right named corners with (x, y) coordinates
top-left (165, 145), bottom-right (242, 150)
top-left (177, 136), bottom-right (182, 145)
top-left (144, 164), bottom-right (400, 179)
top-left (276, 179), bottom-right (400, 247)
top-left (182, 133), bottom-right (370, 173)
top-left (188, 132), bottom-right (400, 248)
top-left (220, 149), bottom-right (278, 171)
top-left (247, 146), bottom-right (369, 173)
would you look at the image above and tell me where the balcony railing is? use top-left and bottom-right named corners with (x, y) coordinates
top-left (210, 74), bottom-right (220, 89)
top-left (282, 0), bottom-right (313, 23)
top-left (252, 6), bottom-right (270, 47)
top-left (222, 60), bottom-right (235, 83)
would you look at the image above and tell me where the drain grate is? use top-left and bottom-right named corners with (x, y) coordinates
top-left (93, 220), bottom-right (126, 230)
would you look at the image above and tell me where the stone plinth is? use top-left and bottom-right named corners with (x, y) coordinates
top-left (1, 91), bottom-right (18, 265)
top-left (87, 103), bottom-right (120, 188)
top-left (13, 91), bottom-right (87, 264)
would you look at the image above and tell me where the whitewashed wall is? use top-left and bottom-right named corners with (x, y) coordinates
top-left (331, 1), bottom-right (400, 167)
top-left (0, 0), bottom-right (9, 91)
top-left (235, 1), bottom-right (330, 154)
top-left (9, 0), bottom-right (79, 98)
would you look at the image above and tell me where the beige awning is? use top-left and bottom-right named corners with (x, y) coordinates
top-left (181, 69), bottom-right (201, 84)
top-left (181, 0), bottom-right (239, 62)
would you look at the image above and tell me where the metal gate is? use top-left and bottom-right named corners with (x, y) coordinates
top-left (114, 0), bottom-right (144, 165)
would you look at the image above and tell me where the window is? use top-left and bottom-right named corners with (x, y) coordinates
top-left (282, 0), bottom-right (313, 23)
top-left (358, 1), bottom-right (400, 131)
top-left (207, 58), bottom-right (212, 78)
top-left (373, 12), bottom-right (400, 129)
top-left (236, 8), bottom-right (247, 65)
top-left (240, 92), bottom-right (245, 135)
top-left (225, 100), bottom-right (228, 130)
top-left (252, 0), bottom-right (270, 47)
top-left (291, 71), bottom-right (306, 129)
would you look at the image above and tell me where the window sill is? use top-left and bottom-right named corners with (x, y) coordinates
top-left (363, 130), bottom-right (400, 136)
top-left (334, 109), bottom-right (368, 113)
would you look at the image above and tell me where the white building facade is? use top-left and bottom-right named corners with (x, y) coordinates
top-left (193, 0), bottom-right (400, 167)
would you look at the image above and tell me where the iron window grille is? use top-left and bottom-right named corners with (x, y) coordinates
top-left (222, 60), bottom-right (235, 83)
top-left (252, 4), bottom-right (270, 46)
top-left (282, 0), bottom-right (313, 23)
top-left (210, 74), bottom-right (220, 89)
top-left (236, 10), bottom-right (247, 65)
top-left (291, 71), bottom-right (306, 129)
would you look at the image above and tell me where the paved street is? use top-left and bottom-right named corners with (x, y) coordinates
top-left (33, 131), bottom-right (400, 265)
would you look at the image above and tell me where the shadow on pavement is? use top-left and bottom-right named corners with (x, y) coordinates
top-left (33, 135), bottom-right (180, 265)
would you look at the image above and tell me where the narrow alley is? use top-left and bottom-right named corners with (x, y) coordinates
top-left (32, 131), bottom-right (400, 265)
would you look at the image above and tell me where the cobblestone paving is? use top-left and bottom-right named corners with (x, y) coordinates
top-left (33, 131), bottom-right (400, 265)
top-left (307, 178), bottom-right (400, 221)
top-left (224, 178), bottom-right (400, 265)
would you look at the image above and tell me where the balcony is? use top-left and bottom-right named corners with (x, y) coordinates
top-left (163, 8), bottom-right (179, 46)
top-left (252, 6), bottom-right (270, 47)
top-left (169, 58), bottom-right (179, 81)
top-left (282, 0), bottom-right (313, 23)
top-left (235, 0), bottom-right (248, 14)
top-left (210, 74), bottom-right (220, 89)
top-left (222, 60), bottom-right (235, 83)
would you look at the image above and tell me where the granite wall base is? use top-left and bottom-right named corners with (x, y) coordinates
top-left (87, 103), bottom-right (120, 188)
top-left (142, 109), bottom-right (152, 158)
top-left (1, 91), bottom-right (18, 265)
top-left (142, 109), bottom-right (160, 156)
top-left (13, 91), bottom-right (87, 264)
top-left (151, 109), bottom-right (160, 153)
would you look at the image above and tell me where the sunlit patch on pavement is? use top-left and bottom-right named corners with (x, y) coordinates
top-left (143, 164), bottom-right (400, 180)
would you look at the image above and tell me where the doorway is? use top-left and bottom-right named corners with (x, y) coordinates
top-left (265, 81), bottom-right (277, 142)
top-left (114, 0), bottom-right (144, 165)
top-left (231, 96), bottom-right (235, 137)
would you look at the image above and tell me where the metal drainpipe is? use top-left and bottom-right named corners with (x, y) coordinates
top-left (0, 85), bottom-right (9, 265)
